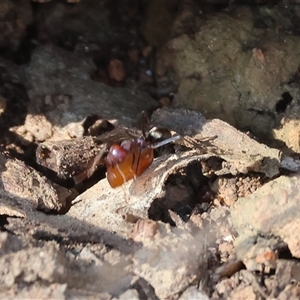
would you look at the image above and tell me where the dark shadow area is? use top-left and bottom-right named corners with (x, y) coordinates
top-left (0, 214), bottom-right (9, 231)
top-left (148, 161), bottom-right (213, 225)
top-left (131, 277), bottom-right (160, 300)
top-left (0, 23), bottom-right (37, 65)
top-left (275, 92), bottom-right (293, 114)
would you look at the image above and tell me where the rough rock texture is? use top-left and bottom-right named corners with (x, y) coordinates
top-left (231, 175), bottom-right (300, 259)
top-left (211, 175), bottom-right (263, 206)
top-left (2, 45), bottom-right (158, 142)
top-left (133, 225), bottom-right (205, 299)
top-left (178, 286), bottom-right (209, 300)
top-left (0, 232), bottom-right (134, 299)
top-left (0, 153), bottom-right (71, 213)
top-left (0, 242), bottom-right (67, 288)
top-left (155, 4), bottom-right (300, 148)
top-left (273, 101), bottom-right (300, 153)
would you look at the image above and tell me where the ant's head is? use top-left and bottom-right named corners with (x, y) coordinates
top-left (147, 127), bottom-right (181, 149)
top-left (146, 127), bottom-right (172, 143)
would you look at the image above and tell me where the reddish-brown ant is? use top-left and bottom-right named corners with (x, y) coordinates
top-left (105, 127), bottom-right (180, 188)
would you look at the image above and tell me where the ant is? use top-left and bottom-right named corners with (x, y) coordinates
top-left (105, 122), bottom-right (180, 188)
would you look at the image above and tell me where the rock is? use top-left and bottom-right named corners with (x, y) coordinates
top-left (276, 284), bottom-right (300, 300)
top-left (6, 45), bottom-right (158, 142)
top-left (155, 5), bottom-right (300, 145)
top-left (0, 283), bottom-right (67, 300)
top-left (275, 260), bottom-right (300, 292)
top-left (211, 175), bottom-right (263, 207)
top-left (133, 224), bottom-right (206, 299)
top-left (233, 235), bottom-right (280, 272)
top-left (273, 118), bottom-right (300, 153)
top-left (231, 175), bottom-right (300, 259)
top-left (214, 269), bottom-right (269, 299)
top-left (108, 59), bottom-right (126, 82)
top-left (0, 153), bottom-right (71, 213)
top-left (229, 285), bottom-right (257, 300)
top-left (131, 219), bottom-right (159, 242)
top-left (0, 242), bottom-right (67, 288)
top-left (178, 286), bottom-right (209, 300)
top-left (211, 178), bottom-right (238, 206)
top-left (0, 232), bottom-right (22, 254)
top-left (116, 289), bottom-right (139, 300)
top-left (0, 232), bottom-right (133, 299)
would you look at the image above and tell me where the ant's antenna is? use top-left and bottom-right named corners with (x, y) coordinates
top-left (151, 135), bottom-right (181, 149)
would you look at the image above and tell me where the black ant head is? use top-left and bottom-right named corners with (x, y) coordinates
top-left (146, 127), bottom-right (172, 143)
top-left (140, 111), bottom-right (180, 149)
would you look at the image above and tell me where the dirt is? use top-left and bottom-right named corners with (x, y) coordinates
top-left (1, 0), bottom-right (300, 299)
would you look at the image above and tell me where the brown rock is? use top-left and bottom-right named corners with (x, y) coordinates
top-left (0, 153), bottom-right (70, 213)
top-left (131, 219), bottom-right (159, 242)
top-left (155, 5), bottom-right (300, 145)
top-left (232, 175), bottom-right (300, 259)
top-left (108, 59), bottom-right (126, 82)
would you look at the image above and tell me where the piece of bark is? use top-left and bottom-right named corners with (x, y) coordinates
top-left (0, 153), bottom-right (71, 213)
top-left (213, 260), bottom-right (245, 280)
top-left (36, 128), bottom-right (141, 184)
top-left (151, 108), bottom-right (300, 177)
top-left (36, 136), bottom-right (107, 184)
